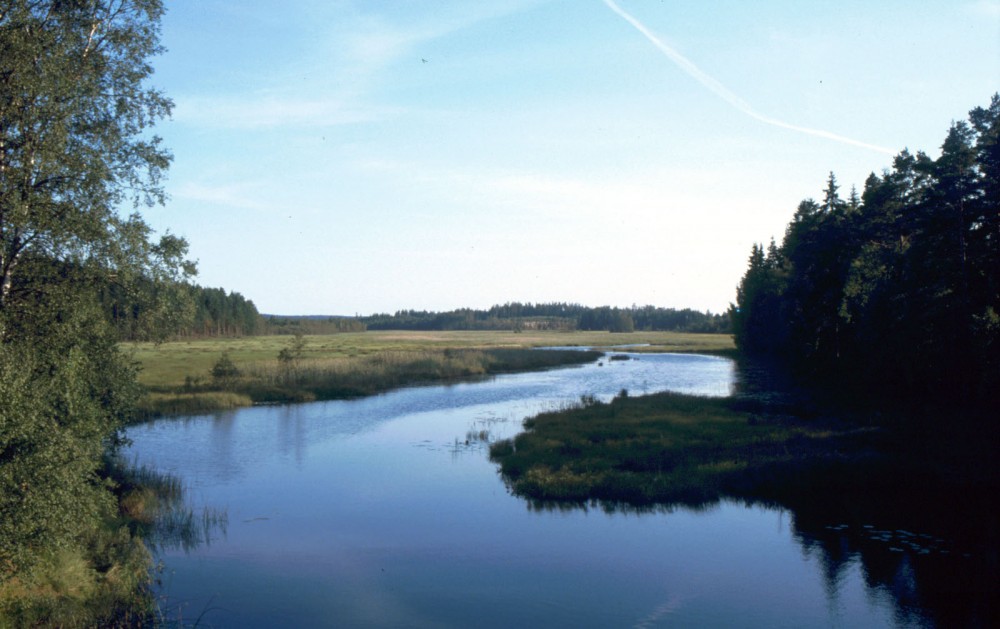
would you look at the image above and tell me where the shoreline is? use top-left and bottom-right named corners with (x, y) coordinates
top-left (130, 330), bottom-right (734, 419)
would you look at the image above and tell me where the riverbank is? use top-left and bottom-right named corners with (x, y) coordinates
top-left (130, 331), bottom-right (733, 418)
top-left (0, 458), bottom-right (191, 627)
top-left (489, 389), bottom-right (999, 518)
top-left (487, 381), bottom-right (999, 625)
top-left (488, 390), bottom-right (875, 506)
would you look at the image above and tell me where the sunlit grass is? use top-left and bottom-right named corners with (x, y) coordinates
top-left (128, 330), bottom-right (734, 389)
top-left (137, 391), bottom-right (254, 416)
top-left (132, 337), bottom-right (615, 417)
top-left (0, 457), bottom-right (202, 627)
top-left (490, 391), bottom-right (876, 508)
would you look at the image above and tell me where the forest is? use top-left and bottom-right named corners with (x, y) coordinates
top-left (361, 302), bottom-right (729, 334)
top-left (101, 281), bottom-right (263, 339)
top-left (731, 95), bottom-right (999, 406)
top-left (99, 293), bottom-right (729, 340)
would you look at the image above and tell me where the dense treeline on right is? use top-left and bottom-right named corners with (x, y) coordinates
top-left (731, 95), bottom-right (999, 405)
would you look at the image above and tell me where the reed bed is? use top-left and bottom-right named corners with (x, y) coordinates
top-left (489, 391), bottom-right (881, 508)
top-left (129, 331), bottom-right (734, 389)
top-left (137, 347), bottom-right (601, 418)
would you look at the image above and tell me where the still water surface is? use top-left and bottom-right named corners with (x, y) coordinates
top-left (126, 354), bottom-right (946, 627)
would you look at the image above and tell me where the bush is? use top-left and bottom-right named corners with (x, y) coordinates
top-left (210, 352), bottom-right (241, 384)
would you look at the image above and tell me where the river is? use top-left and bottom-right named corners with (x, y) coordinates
top-left (125, 352), bottom-right (993, 627)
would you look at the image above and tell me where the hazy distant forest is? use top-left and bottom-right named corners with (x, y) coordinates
top-left (731, 94), bottom-right (1000, 404)
top-left (100, 285), bottom-right (731, 338)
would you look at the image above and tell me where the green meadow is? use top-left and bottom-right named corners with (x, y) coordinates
top-left (129, 331), bottom-right (734, 417)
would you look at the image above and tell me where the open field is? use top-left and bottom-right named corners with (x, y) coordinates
top-left (126, 330), bottom-right (732, 418)
top-left (128, 330), bottom-right (734, 390)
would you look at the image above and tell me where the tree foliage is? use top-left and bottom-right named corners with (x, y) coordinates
top-left (731, 95), bottom-right (1000, 403)
top-left (362, 302), bottom-right (728, 333)
top-left (0, 0), bottom-right (192, 329)
top-left (0, 291), bottom-right (139, 573)
top-left (0, 0), bottom-right (186, 591)
top-left (101, 281), bottom-right (262, 339)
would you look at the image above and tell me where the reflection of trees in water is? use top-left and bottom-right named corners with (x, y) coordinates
top-left (521, 495), bottom-right (720, 516)
top-left (726, 356), bottom-right (998, 625)
top-left (785, 491), bottom-right (997, 629)
top-left (519, 486), bottom-right (996, 627)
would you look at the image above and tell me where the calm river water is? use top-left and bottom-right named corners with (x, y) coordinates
top-left (125, 353), bottom-right (991, 627)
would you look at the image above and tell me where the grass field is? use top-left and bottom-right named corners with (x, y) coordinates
top-left (127, 330), bottom-right (732, 417)
top-left (128, 330), bottom-right (734, 390)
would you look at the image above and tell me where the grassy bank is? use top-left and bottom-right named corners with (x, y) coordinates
top-left (0, 458), bottom-right (188, 627)
top-left (0, 457), bottom-right (228, 627)
top-left (488, 391), bottom-right (885, 508)
top-left (489, 388), bottom-right (999, 531)
top-left (130, 331), bottom-right (732, 417)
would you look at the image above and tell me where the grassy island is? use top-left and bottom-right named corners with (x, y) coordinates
top-left (488, 390), bottom-right (886, 508)
top-left (488, 386), bottom-right (998, 553)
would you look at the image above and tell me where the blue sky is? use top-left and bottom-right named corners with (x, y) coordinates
top-left (145, 0), bottom-right (1000, 315)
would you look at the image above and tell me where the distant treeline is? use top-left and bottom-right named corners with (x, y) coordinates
top-left (102, 286), bottom-right (727, 340)
top-left (101, 281), bottom-right (263, 339)
top-left (185, 286), bottom-right (262, 337)
top-left (361, 303), bottom-right (730, 333)
top-left (263, 315), bottom-right (367, 335)
top-left (731, 95), bottom-right (999, 404)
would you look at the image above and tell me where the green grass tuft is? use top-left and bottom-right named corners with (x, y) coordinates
top-left (490, 391), bottom-right (876, 509)
top-left (136, 391), bottom-right (253, 418)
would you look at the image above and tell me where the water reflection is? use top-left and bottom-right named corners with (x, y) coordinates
top-left (788, 507), bottom-right (996, 628)
top-left (517, 483), bottom-right (996, 627)
top-left (126, 353), bottom-right (995, 627)
top-left (148, 503), bottom-right (228, 554)
top-left (728, 356), bottom-right (998, 627)
top-left (496, 356), bottom-right (997, 627)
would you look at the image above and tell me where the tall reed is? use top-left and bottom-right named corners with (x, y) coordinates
top-left (139, 348), bottom-right (601, 417)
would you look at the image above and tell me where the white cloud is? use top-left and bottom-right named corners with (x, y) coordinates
top-left (172, 94), bottom-right (401, 130)
top-left (966, 0), bottom-right (1000, 17)
top-left (172, 1), bottom-right (549, 131)
top-left (332, 0), bottom-right (550, 77)
top-left (602, 0), bottom-right (895, 155)
top-left (173, 181), bottom-right (273, 211)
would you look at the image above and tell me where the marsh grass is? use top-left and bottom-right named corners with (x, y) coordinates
top-left (138, 391), bottom-right (254, 417)
top-left (490, 391), bottom-right (881, 508)
top-left (136, 344), bottom-right (604, 417)
top-left (129, 331), bottom-right (733, 389)
top-left (0, 458), bottom-right (209, 627)
top-left (240, 347), bottom-right (604, 400)
top-left (0, 535), bottom-right (154, 628)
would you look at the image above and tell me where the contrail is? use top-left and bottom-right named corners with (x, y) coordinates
top-left (602, 0), bottom-right (895, 155)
